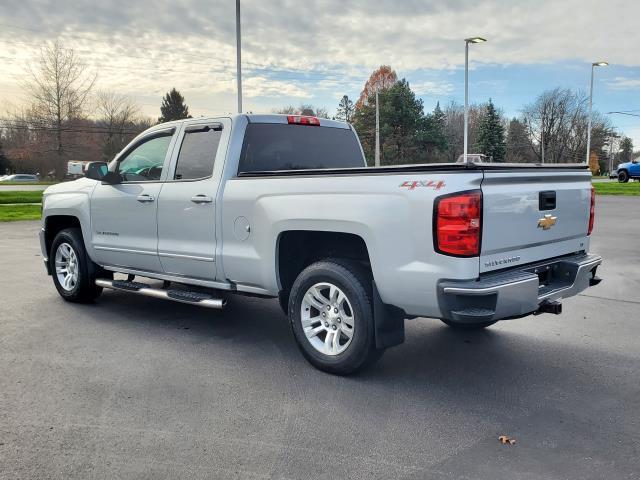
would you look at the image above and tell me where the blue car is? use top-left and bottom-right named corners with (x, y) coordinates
top-left (616, 159), bottom-right (640, 183)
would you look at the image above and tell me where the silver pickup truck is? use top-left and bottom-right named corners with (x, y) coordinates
top-left (40, 114), bottom-right (602, 374)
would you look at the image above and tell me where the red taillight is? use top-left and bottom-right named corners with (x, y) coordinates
top-left (434, 190), bottom-right (482, 257)
top-left (287, 115), bottom-right (320, 126)
top-left (588, 185), bottom-right (595, 235)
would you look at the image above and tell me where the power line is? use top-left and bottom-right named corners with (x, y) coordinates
top-left (607, 111), bottom-right (640, 118)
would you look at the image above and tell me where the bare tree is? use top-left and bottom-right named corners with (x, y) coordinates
top-left (521, 88), bottom-right (612, 163)
top-left (273, 105), bottom-right (296, 115)
top-left (95, 91), bottom-right (141, 160)
top-left (441, 101), bottom-right (485, 162)
top-left (273, 104), bottom-right (329, 118)
top-left (24, 41), bottom-right (96, 178)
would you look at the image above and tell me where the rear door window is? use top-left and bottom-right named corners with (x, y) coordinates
top-left (238, 124), bottom-right (364, 173)
top-left (174, 126), bottom-right (222, 180)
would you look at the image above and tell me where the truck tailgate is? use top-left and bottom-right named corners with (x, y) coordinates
top-left (480, 169), bottom-right (592, 273)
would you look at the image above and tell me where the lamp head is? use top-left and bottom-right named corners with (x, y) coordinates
top-left (465, 37), bottom-right (487, 44)
top-left (593, 61), bottom-right (609, 67)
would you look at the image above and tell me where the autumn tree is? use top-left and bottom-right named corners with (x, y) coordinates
top-left (335, 95), bottom-right (355, 123)
top-left (158, 88), bottom-right (191, 123)
top-left (476, 99), bottom-right (506, 162)
top-left (24, 41), bottom-right (96, 179)
top-left (356, 65), bottom-right (398, 109)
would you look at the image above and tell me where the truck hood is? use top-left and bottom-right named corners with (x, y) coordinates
top-left (617, 162), bottom-right (633, 170)
top-left (44, 177), bottom-right (97, 196)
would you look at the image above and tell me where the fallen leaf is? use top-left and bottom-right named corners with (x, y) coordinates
top-left (498, 435), bottom-right (516, 445)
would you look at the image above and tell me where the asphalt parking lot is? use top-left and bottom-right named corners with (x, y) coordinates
top-left (1, 196), bottom-right (639, 480)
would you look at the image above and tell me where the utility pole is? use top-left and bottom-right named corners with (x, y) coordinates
top-left (235, 0), bottom-right (243, 114)
top-left (541, 128), bottom-right (545, 164)
top-left (609, 132), bottom-right (614, 174)
top-left (375, 90), bottom-right (380, 167)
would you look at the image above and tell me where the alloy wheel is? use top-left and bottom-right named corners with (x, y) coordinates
top-left (300, 282), bottom-right (355, 356)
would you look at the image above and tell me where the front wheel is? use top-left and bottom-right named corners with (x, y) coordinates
top-left (288, 259), bottom-right (383, 375)
top-left (50, 228), bottom-right (105, 302)
top-left (440, 318), bottom-right (497, 330)
top-left (618, 170), bottom-right (629, 183)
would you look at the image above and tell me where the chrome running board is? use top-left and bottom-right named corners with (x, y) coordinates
top-left (96, 279), bottom-right (225, 309)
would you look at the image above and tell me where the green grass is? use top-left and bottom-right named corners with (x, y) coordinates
top-left (593, 181), bottom-right (640, 196)
top-left (0, 181), bottom-right (58, 186)
top-left (0, 191), bottom-right (44, 204)
top-left (0, 204), bottom-right (41, 222)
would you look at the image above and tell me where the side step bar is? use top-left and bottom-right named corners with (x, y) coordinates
top-left (96, 279), bottom-right (225, 309)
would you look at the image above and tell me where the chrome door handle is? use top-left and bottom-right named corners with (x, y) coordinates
top-left (136, 194), bottom-right (155, 202)
top-left (191, 195), bottom-right (213, 204)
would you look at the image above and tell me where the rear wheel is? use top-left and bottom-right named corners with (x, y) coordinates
top-left (618, 170), bottom-right (629, 183)
top-left (288, 259), bottom-right (383, 375)
top-left (440, 318), bottom-right (497, 330)
top-left (50, 228), bottom-right (105, 303)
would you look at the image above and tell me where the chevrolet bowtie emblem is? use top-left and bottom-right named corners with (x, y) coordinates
top-left (537, 214), bottom-right (557, 230)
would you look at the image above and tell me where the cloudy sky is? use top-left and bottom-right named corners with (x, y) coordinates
top-left (1, 0), bottom-right (639, 144)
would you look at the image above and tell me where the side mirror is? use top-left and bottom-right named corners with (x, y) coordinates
top-left (101, 170), bottom-right (123, 185)
top-left (85, 161), bottom-right (108, 180)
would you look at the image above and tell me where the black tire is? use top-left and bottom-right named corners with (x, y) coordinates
top-left (288, 259), bottom-right (384, 375)
top-left (440, 318), bottom-right (497, 330)
top-left (618, 170), bottom-right (629, 183)
top-left (49, 228), bottom-right (106, 303)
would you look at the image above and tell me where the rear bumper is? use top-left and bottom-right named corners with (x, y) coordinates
top-left (438, 253), bottom-right (602, 323)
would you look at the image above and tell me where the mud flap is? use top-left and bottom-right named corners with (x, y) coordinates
top-left (373, 280), bottom-right (405, 349)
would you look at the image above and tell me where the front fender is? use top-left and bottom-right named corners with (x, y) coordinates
top-left (42, 179), bottom-right (97, 261)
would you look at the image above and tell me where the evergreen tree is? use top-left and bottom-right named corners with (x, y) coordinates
top-left (476, 99), bottom-right (506, 162)
top-left (619, 136), bottom-right (633, 163)
top-left (158, 88), bottom-right (192, 123)
top-left (420, 102), bottom-right (447, 156)
top-left (352, 79), bottom-right (426, 165)
top-left (505, 118), bottom-right (531, 162)
top-left (336, 95), bottom-right (355, 123)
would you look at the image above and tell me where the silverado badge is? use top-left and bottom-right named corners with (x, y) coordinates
top-left (537, 214), bottom-right (557, 230)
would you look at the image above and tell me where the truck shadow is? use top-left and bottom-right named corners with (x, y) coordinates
top-left (76, 287), bottom-right (628, 404)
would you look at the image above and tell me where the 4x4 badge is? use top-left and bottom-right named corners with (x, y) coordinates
top-left (537, 214), bottom-right (557, 230)
top-left (400, 180), bottom-right (445, 190)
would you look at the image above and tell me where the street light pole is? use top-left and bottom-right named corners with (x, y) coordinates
top-left (586, 61), bottom-right (608, 164)
top-left (235, 0), bottom-right (243, 114)
top-left (463, 37), bottom-right (486, 164)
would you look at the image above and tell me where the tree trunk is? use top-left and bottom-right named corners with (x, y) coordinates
top-left (56, 118), bottom-right (64, 180)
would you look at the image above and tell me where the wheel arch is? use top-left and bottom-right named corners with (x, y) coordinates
top-left (275, 230), bottom-right (372, 295)
top-left (276, 230), bottom-right (405, 349)
top-left (44, 215), bottom-right (83, 258)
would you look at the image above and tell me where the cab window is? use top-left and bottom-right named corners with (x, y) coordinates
top-left (117, 132), bottom-right (173, 182)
